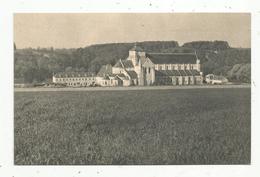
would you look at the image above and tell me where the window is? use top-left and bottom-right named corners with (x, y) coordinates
top-left (148, 67), bottom-right (150, 74)
top-left (159, 65), bottom-right (162, 70)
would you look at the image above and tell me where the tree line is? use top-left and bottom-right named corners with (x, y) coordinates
top-left (14, 40), bottom-right (250, 83)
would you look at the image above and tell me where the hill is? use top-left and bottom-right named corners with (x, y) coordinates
top-left (14, 40), bottom-right (250, 83)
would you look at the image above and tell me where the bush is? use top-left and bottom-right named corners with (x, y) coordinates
top-left (227, 63), bottom-right (251, 83)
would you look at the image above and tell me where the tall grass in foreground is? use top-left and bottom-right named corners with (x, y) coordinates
top-left (14, 88), bottom-right (250, 165)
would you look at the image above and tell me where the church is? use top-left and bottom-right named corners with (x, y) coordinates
top-left (96, 44), bottom-right (203, 86)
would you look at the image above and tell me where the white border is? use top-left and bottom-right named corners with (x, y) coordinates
top-left (1, 0), bottom-right (259, 177)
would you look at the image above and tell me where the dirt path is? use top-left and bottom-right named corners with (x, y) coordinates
top-left (14, 84), bottom-right (251, 92)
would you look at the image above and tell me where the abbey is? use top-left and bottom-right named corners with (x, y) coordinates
top-left (96, 45), bottom-right (203, 86)
top-left (53, 45), bottom-right (203, 87)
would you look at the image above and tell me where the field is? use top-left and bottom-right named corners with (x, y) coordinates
top-left (14, 88), bottom-right (251, 165)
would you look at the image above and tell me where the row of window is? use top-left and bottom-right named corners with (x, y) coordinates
top-left (156, 76), bottom-right (202, 85)
top-left (158, 76), bottom-right (201, 79)
top-left (155, 64), bottom-right (195, 70)
top-left (67, 82), bottom-right (94, 86)
top-left (101, 80), bottom-right (119, 86)
top-left (56, 77), bottom-right (95, 82)
top-left (144, 67), bottom-right (151, 74)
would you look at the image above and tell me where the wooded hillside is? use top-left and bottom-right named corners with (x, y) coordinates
top-left (14, 40), bottom-right (250, 83)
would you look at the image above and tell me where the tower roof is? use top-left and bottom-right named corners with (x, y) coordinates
top-left (129, 43), bottom-right (144, 52)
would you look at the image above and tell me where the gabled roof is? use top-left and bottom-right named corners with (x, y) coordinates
top-left (114, 59), bottom-right (134, 68)
top-left (122, 60), bottom-right (134, 68)
top-left (105, 73), bottom-right (129, 80)
top-left (155, 70), bottom-right (200, 77)
top-left (107, 73), bottom-right (126, 77)
top-left (114, 73), bottom-right (129, 80)
top-left (114, 60), bottom-right (124, 68)
top-left (97, 64), bottom-right (113, 77)
top-left (116, 73), bottom-right (126, 77)
top-left (54, 72), bottom-right (95, 78)
top-left (125, 70), bottom-right (138, 79)
top-left (146, 53), bottom-right (197, 64)
top-left (140, 56), bottom-right (148, 65)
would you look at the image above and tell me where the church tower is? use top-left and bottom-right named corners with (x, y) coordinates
top-left (128, 43), bottom-right (146, 86)
top-left (128, 43), bottom-right (145, 66)
top-left (195, 51), bottom-right (201, 71)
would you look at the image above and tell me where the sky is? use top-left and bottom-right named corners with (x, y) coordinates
top-left (14, 13), bottom-right (251, 49)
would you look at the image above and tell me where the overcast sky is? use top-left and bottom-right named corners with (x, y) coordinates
top-left (14, 13), bottom-right (250, 49)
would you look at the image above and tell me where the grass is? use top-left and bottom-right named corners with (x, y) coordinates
top-left (14, 88), bottom-right (251, 165)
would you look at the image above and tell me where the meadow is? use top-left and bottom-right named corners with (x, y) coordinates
top-left (14, 88), bottom-right (251, 165)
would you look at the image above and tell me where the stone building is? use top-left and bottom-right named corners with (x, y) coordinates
top-left (95, 64), bottom-right (133, 86)
top-left (52, 72), bottom-right (96, 87)
top-left (97, 44), bottom-right (203, 86)
top-left (53, 44), bottom-right (203, 87)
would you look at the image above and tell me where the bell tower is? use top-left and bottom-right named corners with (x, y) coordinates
top-left (129, 43), bottom-right (145, 66)
top-left (195, 51), bottom-right (201, 71)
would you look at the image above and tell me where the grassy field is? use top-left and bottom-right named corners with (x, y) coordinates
top-left (14, 88), bottom-right (251, 165)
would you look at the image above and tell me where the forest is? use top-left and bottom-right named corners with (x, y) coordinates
top-left (14, 40), bottom-right (251, 83)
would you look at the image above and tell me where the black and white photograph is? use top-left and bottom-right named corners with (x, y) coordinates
top-left (1, 0), bottom-right (260, 176)
top-left (13, 13), bottom-right (251, 165)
